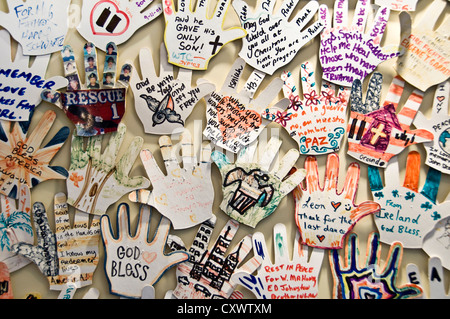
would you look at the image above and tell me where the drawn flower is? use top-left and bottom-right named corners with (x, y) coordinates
top-left (69, 172), bottom-right (84, 188)
top-left (304, 91), bottom-right (320, 107)
top-left (288, 94), bottom-right (303, 111)
top-left (273, 110), bottom-right (292, 127)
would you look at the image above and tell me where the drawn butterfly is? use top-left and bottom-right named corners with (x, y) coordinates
top-left (139, 93), bottom-right (184, 127)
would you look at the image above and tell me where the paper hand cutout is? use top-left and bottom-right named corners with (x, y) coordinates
top-left (330, 232), bottom-right (422, 299)
top-left (0, 30), bottom-right (67, 122)
top-left (101, 203), bottom-right (189, 298)
top-left (45, 42), bottom-right (132, 137)
top-left (369, 151), bottom-right (450, 249)
top-left (0, 262), bottom-right (13, 299)
top-left (407, 257), bottom-right (449, 299)
top-left (232, 0), bottom-right (324, 75)
top-left (212, 136), bottom-right (305, 228)
top-left (167, 215), bottom-right (261, 299)
top-left (77, 0), bottom-right (162, 50)
top-left (413, 81), bottom-right (450, 174)
top-left (129, 130), bottom-right (214, 230)
top-left (12, 193), bottom-right (101, 290)
top-left (0, 0), bottom-right (71, 55)
top-left (204, 58), bottom-right (288, 153)
top-left (232, 223), bottom-right (324, 299)
top-left (395, 0), bottom-right (449, 91)
top-left (423, 214), bottom-right (450, 271)
top-left (67, 123), bottom-right (150, 216)
top-left (131, 44), bottom-right (215, 135)
top-left (375, 0), bottom-right (418, 11)
top-left (0, 185), bottom-right (32, 273)
top-left (0, 110), bottom-right (69, 198)
top-left (163, 0), bottom-right (246, 70)
top-left (320, 0), bottom-right (402, 87)
top-left (294, 153), bottom-right (380, 249)
top-left (347, 73), bottom-right (433, 167)
top-left (263, 61), bottom-right (350, 155)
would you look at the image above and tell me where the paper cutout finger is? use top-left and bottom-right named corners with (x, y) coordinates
top-left (407, 256), bottom-right (450, 299)
top-left (0, 0), bottom-right (71, 55)
top-left (233, 0), bottom-right (324, 75)
top-left (395, 0), bottom-right (450, 91)
top-left (58, 285), bottom-right (100, 299)
top-left (0, 109), bottom-right (69, 198)
top-left (369, 151), bottom-right (450, 248)
top-left (320, 0), bottom-right (402, 87)
top-left (129, 130), bottom-right (214, 229)
top-left (423, 214), bottom-right (450, 270)
top-left (212, 136), bottom-right (306, 228)
top-left (375, 0), bottom-right (418, 11)
top-left (44, 42), bottom-right (132, 137)
top-left (0, 185), bottom-right (32, 273)
top-left (12, 193), bottom-right (101, 290)
top-left (77, 0), bottom-right (162, 50)
top-left (413, 81), bottom-right (450, 174)
top-left (101, 203), bottom-right (189, 299)
top-left (232, 223), bottom-right (324, 299)
top-left (131, 44), bottom-right (215, 135)
top-left (347, 73), bottom-right (433, 167)
top-left (0, 30), bottom-right (67, 122)
top-left (163, 0), bottom-right (246, 70)
top-left (0, 262), bottom-right (13, 299)
top-left (294, 153), bottom-right (380, 249)
top-left (204, 58), bottom-right (288, 153)
top-left (263, 61), bottom-right (350, 155)
top-left (330, 232), bottom-right (422, 299)
top-left (166, 215), bottom-right (262, 299)
top-left (67, 123), bottom-right (150, 216)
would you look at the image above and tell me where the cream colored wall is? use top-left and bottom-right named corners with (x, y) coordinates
top-left (5, 0), bottom-right (449, 299)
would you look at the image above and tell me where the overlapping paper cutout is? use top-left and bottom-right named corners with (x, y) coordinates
top-left (407, 256), bottom-right (449, 298)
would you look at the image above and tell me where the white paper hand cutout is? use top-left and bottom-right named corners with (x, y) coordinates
top-left (163, 0), bottom-right (246, 70)
top-left (232, 223), bottom-right (324, 299)
top-left (407, 257), bottom-right (449, 299)
top-left (77, 0), bottom-right (162, 50)
top-left (375, 0), bottom-right (418, 11)
top-left (0, 0), bottom-right (71, 55)
top-left (232, 0), bottom-right (324, 75)
top-left (129, 130), bottom-right (214, 230)
top-left (131, 44), bottom-right (215, 135)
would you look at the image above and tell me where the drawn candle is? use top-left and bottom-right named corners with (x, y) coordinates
top-left (106, 15), bottom-right (122, 33)
top-left (96, 7), bottom-right (111, 27)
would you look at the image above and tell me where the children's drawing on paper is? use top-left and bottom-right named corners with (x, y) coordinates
top-left (407, 256), bottom-right (450, 299)
top-left (423, 215), bottom-right (450, 271)
top-left (0, 262), bottom-right (13, 299)
top-left (375, 0), bottom-right (418, 11)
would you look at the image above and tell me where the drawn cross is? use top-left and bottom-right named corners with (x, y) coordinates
top-left (209, 36), bottom-right (223, 55)
top-left (370, 123), bottom-right (387, 145)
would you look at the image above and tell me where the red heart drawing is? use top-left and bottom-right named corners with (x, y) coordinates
top-left (90, 0), bottom-right (130, 36)
top-left (216, 96), bottom-right (262, 143)
top-left (317, 235), bottom-right (325, 242)
top-left (331, 201), bottom-right (341, 211)
top-left (437, 96), bottom-right (446, 103)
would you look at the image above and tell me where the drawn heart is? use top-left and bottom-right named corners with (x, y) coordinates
top-left (90, 0), bottom-right (130, 36)
top-left (317, 235), bottom-right (325, 242)
top-left (216, 96), bottom-right (262, 143)
top-left (437, 96), bottom-right (446, 103)
top-left (155, 194), bottom-right (168, 206)
top-left (331, 201), bottom-right (341, 211)
top-left (142, 251), bottom-right (157, 265)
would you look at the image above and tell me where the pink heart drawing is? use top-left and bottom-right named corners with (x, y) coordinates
top-left (142, 251), bottom-right (157, 265)
top-left (437, 96), bottom-right (446, 103)
top-left (90, 0), bottom-right (130, 36)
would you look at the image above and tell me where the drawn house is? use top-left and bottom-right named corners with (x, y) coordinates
top-left (359, 104), bottom-right (402, 152)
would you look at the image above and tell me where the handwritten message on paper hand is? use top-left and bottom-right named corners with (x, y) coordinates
top-left (129, 130), bottom-right (214, 230)
top-left (67, 123), bottom-right (150, 216)
top-left (369, 151), bottom-right (450, 249)
top-left (395, 0), bottom-right (449, 92)
top-left (319, 0), bottom-right (402, 87)
top-left (212, 136), bottom-right (306, 228)
top-left (101, 203), bottom-right (189, 298)
top-left (263, 61), bottom-right (350, 155)
top-left (294, 153), bottom-right (380, 249)
top-left (413, 81), bottom-right (450, 174)
top-left (0, 110), bottom-right (69, 198)
top-left (0, 30), bottom-right (67, 122)
top-left (330, 232), bottom-right (422, 299)
top-left (12, 193), bottom-right (101, 290)
top-left (167, 215), bottom-right (262, 299)
top-left (407, 257), bottom-right (450, 299)
top-left (45, 42), bottom-right (133, 137)
top-left (232, 223), bottom-right (324, 299)
top-left (163, 0), bottom-right (246, 70)
top-left (203, 58), bottom-right (288, 153)
top-left (232, 0), bottom-right (324, 75)
top-left (131, 44), bottom-right (215, 135)
top-left (375, 0), bottom-right (418, 11)
top-left (0, 185), bottom-right (32, 273)
top-left (77, 0), bottom-right (162, 50)
top-left (0, 0), bottom-right (70, 55)
top-left (347, 73), bottom-right (433, 167)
